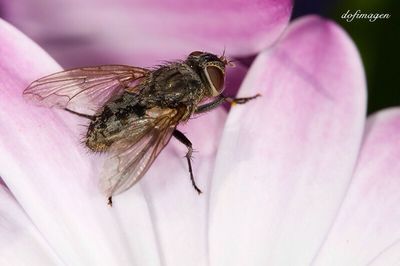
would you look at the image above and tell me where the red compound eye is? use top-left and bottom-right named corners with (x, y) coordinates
top-left (189, 51), bottom-right (203, 57)
top-left (206, 65), bottom-right (225, 95)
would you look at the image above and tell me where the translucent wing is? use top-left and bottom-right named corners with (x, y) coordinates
top-left (23, 65), bottom-right (148, 115)
top-left (100, 107), bottom-right (184, 197)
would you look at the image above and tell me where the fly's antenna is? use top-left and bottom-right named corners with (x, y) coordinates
top-left (219, 46), bottom-right (235, 67)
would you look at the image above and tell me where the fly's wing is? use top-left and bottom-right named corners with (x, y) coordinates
top-left (23, 65), bottom-right (148, 115)
top-left (100, 107), bottom-right (183, 197)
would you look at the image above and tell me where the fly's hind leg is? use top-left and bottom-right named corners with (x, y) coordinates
top-left (107, 196), bottom-right (113, 207)
top-left (172, 129), bottom-right (202, 194)
top-left (64, 108), bottom-right (96, 120)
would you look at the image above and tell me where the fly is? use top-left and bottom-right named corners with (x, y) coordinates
top-left (23, 51), bottom-right (259, 205)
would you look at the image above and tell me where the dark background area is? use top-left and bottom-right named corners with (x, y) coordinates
top-left (293, 0), bottom-right (399, 114)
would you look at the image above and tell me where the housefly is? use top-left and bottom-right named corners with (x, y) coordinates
top-left (23, 51), bottom-right (259, 205)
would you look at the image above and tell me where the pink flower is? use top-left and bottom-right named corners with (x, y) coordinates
top-left (1, 0), bottom-right (291, 67)
top-left (1, 1), bottom-right (399, 265)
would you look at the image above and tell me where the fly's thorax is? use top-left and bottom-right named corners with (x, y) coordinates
top-left (137, 63), bottom-right (206, 109)
top-left (185, 51), bottom-right (227, 98)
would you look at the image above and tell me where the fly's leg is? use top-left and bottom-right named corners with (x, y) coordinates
top-left (172, 129), bottom-right (202, 194)
top-left (195, 94), bottom-right (260, 114)
top-left (107, 196), bottom-right (113, 207)
top-left (225, 94), bottom-right (261, 106)
top-left (64, 108), bottom-right (96, 120)
top-left (195, 95), bottom-right (225, 114)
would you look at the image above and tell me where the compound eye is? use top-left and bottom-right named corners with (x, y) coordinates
top-left (206, 66), bottom-right (225, 96)
top-left (189, 51), bottom-right (203, 57)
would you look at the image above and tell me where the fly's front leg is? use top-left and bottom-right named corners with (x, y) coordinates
top-left (195, 94), bottom-right (260, 114)
top-left (224, 93), bottom-right (261, 106)
top-left (172, 129), bottom-right (202, 194)
top-left (195, 95), bottom-right (225, 114)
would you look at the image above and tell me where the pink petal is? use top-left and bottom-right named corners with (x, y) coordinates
top-left (139, 109), bottom-right (226, 265)
top-left (0, 186), bottom-right (63, 265)
top-left (222, 62), bottom-right (248, 109)
top-left (3, 0), bottom-right (292, 67)
top-left (209, 15), bottom-right (366, 265)
top-left (314, 109), bottom-right (400, 265)
top-left (0, 19), bottom-right (160, 265)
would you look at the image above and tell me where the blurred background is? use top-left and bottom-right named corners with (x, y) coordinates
top-left (0, 0), bottom-right (398, 114)
top-left (294, 0), bottom-right (398, 114)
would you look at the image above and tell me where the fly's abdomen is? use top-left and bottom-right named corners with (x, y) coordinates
top-left (86, 93), bottom-right (146, 152)
top-left (86, 115), bottom-right (121, 152)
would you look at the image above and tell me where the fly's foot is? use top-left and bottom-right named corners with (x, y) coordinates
top-left (227, 93), bottom-right (261, 106)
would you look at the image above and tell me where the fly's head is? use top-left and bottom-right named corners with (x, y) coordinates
top-left (186, 51), bottom-right (231, 97)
